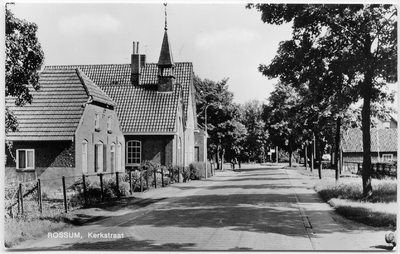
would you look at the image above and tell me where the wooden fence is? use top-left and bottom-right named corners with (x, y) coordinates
top-left (5, 165), bottom-right (194, 217)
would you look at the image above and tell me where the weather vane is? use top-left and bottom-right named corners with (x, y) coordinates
top-left (164, 3), bottom-right (168, 31)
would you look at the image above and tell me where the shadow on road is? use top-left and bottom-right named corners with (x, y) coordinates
top-left (68, 237), bottom-right (196, 250)
top-left (63, 167), bottom-right (389, 251)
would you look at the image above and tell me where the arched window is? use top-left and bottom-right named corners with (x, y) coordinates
top-left (82, 140), bottom-right (88, 173)
top-left (110, 143), bottom-right (115, 173)
top-left (126, 140), bottom-right (141, 166)
top-left (95, 141), bottom-right (103, 172)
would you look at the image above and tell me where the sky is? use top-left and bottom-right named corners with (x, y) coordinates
top-left (6, 1), bottom-right (398, 110)
top-left (7, 2), bottom-right (295, 105)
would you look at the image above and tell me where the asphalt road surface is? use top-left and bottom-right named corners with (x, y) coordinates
top-left (14, 164), bottom-right (392, 251)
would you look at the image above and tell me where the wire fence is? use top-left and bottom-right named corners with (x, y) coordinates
top-left (5, 162), bottom-right (213, 218)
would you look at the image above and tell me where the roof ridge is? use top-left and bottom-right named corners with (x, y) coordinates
top-left (75, 68), bottom-right (90, 98)
top-left (45, 62), bottom-right (192, 67)
top-left (75, 68), bottom-right (116, 107)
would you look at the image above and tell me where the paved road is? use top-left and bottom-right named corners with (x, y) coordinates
top-left (15, 164), bottom-right (391, 251)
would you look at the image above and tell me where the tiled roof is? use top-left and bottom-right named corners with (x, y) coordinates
top-left (6, 68), bottom-right (105, 141)
top-left (77, 69), bottom-right (115, 107)
top-left (101, 85), bottom-right (181, 133)
top-left (46, 63), bottom-right (193, 133)
top-left (342, 128), bottom-right (398, 153)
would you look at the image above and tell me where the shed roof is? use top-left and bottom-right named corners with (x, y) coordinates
top-left (6, 68), bottom-right (114, 141)
top-left (342, 128), bottom-right (398, 153)
top-left (46, 63), bottom-right (193, 133)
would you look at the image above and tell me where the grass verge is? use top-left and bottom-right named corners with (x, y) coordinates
top-left (4, 212), bottom-right (74, 248)
top-left (314, 177), bottom-right (397, 228)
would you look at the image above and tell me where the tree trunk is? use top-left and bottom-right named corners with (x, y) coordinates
top-left (335, 116), bottom-right (341, 181)
top-left (304, 144), bottom-right (308, 170)
top-left (316, 134), bottom-right (322, 179)
top-left (216, 146), bottom-right (221, 170)
top-left (221, 149), bottom-right (225, 170)
top-left (288, 144), bottom-right (293, 168)
top-left (362, 71), bottom-right (373, 198)
top-left (362, 34), bottom-right (373, 198)
top-left (310, 136), bottom-right (314, 172)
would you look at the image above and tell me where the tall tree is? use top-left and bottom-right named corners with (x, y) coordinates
top-left (5, 6), bottom-right (45, 133)
top-left (247, 4), bottom-right (397, 197)
top-left (194, 75), bottom-right (243, 169)
top-left (239, 99), bottom-right (269, 163)
top-left (263, 82), bottom-right (308, 167)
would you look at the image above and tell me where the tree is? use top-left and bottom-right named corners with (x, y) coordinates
top-left (194, 75), bottom-right (244, 169)
top-left (263, 82), bottom-right (308, 167)
top-left (5, 6), bottom-right (45, 133)
top-left (247, 4), bottom-right (397, 197)
top-left (239, 99), bottom-right (269, 163)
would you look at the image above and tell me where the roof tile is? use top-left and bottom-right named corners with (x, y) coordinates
top-left (342, 128), bottom-right (398, 152)
top-left (6, 68), bottom-right (108, 141)
top-left (46, 63), bottom-right (193, 133)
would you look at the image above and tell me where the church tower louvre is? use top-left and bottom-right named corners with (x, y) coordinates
top-left (157, 3), bottom-right (175, 92)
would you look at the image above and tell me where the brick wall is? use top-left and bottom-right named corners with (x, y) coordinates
top-left (75, 104), bottom-right (125, 174)
top-left (5, 141), bottom-right (77, 183)
top-left (5, 140), bottom-right (75, 168)
top-left (125, 135), bottom-right (174, 168)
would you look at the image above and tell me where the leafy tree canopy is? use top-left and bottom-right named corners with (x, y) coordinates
top-left (247, 3), bottom-right (397, 196)
top-left (5, 6), bottom-right (44, 133)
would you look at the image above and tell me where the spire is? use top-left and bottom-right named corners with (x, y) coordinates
top-left (157, 3), bottom-right (175, 92)
top-left (158, 3), bottom-right (174, 67)
top-left (164, 3), bottom-right (167, 31)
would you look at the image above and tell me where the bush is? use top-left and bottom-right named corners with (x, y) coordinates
top-left (189, 162), bottom-right (210, 180)
top-left (182, 166), bottom-right (190, 182)
top-left (69, 174), bottom-right (129, 207)
top-left (315, 178), bottom-right (397, 203)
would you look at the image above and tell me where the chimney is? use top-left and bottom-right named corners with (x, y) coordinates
top-left (131, 41), bottom-right (141, 85)
top-left (140, 55), bottom-right (146, 68)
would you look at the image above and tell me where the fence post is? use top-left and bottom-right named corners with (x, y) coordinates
top-left (382, 163), bottom-right (386, 178)
top-left (19, 183), bottom-right (24, 215)
top-left (62, 176), bottom-right (68, 213)
top-left (146, 170), bottom-right (149, 190)
top-left (82, 174), bottom-right (87, 206)
top-left (178, 167), bottom-right (181, 183)
top-left (37, 179), bottom-right (42, 213)
top-left (17, 186), bottom-right (20, 215)
top-left (99, 173), bottom-right (104, 202)
top-left (129, 171), bottom-right (132, 194)
top-left (116, 171), bottom-right (120, 198)
top-left (140, 169), bottom-right (143, 193)
top-left (154, 168), bottom-right (157, 189)
top-left (161, 167), bottom-right (165, 187)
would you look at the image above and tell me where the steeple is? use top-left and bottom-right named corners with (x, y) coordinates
top-left (157, 3), bottom-right (175, 92)
top-left (158, 30), bottom-right (175, 67)
top-left (158, 3), bottom-right (174, 67)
